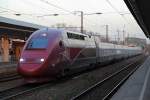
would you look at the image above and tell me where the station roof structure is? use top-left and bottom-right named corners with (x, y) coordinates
top-left (124, 0), bottom-right (150, 38)
top-left (0, 16), bottom-right (47, 39)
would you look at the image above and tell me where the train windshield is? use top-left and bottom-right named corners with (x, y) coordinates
top-left (26, 38), bottom-right (48, 49)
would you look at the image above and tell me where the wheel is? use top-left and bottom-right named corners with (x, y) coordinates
top-left (56, 69), bottom-right (68, 78)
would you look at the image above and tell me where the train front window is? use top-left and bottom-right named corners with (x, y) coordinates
top-left (27, 38), bottom-right (48, 49)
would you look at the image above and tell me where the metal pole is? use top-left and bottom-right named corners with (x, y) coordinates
top-left (123, 30), bottom-right (125, 45)
top-left (122, 24), bottom-right (125, 45)
top-left (117, 29), bottom-right (120, 44)
top-left (106, 25), bottom-right (109, 42)
top-left (81, 11), bottom-right (84, 33)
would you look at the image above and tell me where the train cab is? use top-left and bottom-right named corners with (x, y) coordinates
top-left (18, 28), bottom-right (64, 82)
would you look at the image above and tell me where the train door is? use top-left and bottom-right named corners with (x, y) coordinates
top-left (59, 31), bottom-right (70, 66)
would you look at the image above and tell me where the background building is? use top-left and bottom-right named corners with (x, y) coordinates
top-left (0, 16), bottom-right (46, 62)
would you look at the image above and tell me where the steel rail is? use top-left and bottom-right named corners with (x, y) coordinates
top-left (102, 61), bottom-right (143, 100)
top-left (70, 57), bottom-right (143, 100)
top-left (0, 83), bottom-right (52, 100)
top-left (0, 74), bottom-right (22, 82)
top-left (0, 56), bottom-right (144, 100)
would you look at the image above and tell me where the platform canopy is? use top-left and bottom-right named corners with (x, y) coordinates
top-left (0, 16), bottom-right (46, 39)
top-left (124, 0), bottom-right (150, 38)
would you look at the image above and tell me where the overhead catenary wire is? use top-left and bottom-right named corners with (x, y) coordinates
top-left (0, 6), bottom-right (20, 14)
top-left (0, 0), bottom-right (124, 27)
top-left (21, 0), bottom-right (72, 16)
top-left (0, 11), bottom-right (8, 13)
top-left (0, 1), bottom-right (78, 27)
top-left (105, 0), bottom-right (140, 37)
top-left (0, 6), bottom-right (37, 17)
top-left (0, 6), bottom-right (59, 24)
top-left (0, 6), bottom-right (46, 16)
top-left (0, 6), bottom-right (59, 17)
top-left (105, 0), bottom-right (131, 25)
top-left (21, 0), bottom-right (55, 14)
top-left (39, 0), bottom-right (74, 14)
top-left (38, 0), bottom-right (106, 30)
top-left (0, 6), bottom-right (72, 27)
top-left (37, 0), bottom-right (105, 32)
top-left (0, 0), bottom-right (131, 34)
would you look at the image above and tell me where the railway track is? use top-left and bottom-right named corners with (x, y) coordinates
top-left (0, 83), bottom-right (52, 100)
top-left (0, 74), bottom-right (77, 100)
top-left (0, 74), bottom-right (22, 82)
top-left (70, 56), bottom-right (145, 100)
top-left (0, 56), bottom-right (145, 100)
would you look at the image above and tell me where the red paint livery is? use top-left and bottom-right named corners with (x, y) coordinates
top-left (18, 29), bottom-right (65, 83)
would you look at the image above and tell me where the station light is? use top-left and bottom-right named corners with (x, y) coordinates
top-left (15, 13), bottom-right (21, 16)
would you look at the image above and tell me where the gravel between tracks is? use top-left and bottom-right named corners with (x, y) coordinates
top-left (10, 56), bottom-right (145, 100)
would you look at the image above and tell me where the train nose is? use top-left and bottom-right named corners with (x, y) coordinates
top-left (18, 64), bottom-right (41, 76)
top-left (18, 57), bottom-right (46, 76)
top-left (19, 58), bottom-right (45, 64)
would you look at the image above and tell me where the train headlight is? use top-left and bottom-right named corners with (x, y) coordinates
top-left (40, 58), bottom-right (45, 62)
top-left (19, 58), bottom-right (24, 62)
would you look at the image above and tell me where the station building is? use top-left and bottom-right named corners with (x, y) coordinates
top-left (0, 16), bottom-right (46, 63)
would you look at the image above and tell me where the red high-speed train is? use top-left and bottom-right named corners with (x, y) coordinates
top-left (18, 28), bottom-right (142, 83)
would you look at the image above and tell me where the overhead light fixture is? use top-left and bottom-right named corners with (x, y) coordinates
top-left (15, 13), bottom-right (21, 16)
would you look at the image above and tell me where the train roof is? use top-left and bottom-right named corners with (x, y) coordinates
top-left (39, 28), bottom-right (88, 36)
top-left (35, 28), bottom-right (89, 38)
top-left (64, 30), bottom-right (88, 36)
top-left (99, 42), bottom-right (141, 50)
top-left (33, 28), bottom-right (142, 50)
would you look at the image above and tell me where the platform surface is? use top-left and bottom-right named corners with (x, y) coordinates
top-left (0, 63), bottom-right (17, 68)
top-left (111, 56), bottom-right (150, 100)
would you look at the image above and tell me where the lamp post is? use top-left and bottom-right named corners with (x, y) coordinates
top-left (74, 11), bottom-right (102, 33)
top-left (37, 11), bottom-right (102, 33)
top-left (106, 25), bottom-right (109, 42)
top-left (37, 13), bottom-right (59, 17)
top-left (81, 11), bottom-right (84, 33)
top-left (101, 25), bottom-right (109, 42)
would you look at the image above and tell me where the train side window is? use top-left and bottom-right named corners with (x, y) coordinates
top-left (67, 32), bottom-right (85, 40)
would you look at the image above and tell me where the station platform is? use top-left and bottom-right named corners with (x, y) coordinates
top-left (0, 63), bottom-right (17, 68)
top-left (0, 63), bottom-right (17, 76)
top-left (111, 56), bottom-right (150, 100)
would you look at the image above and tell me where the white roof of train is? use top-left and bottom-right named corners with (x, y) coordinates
top-left (99, 42), bottom-right (141, 50)
top-left (57, 29), bottom-right (142, 50)
top-left (64, 30), bottom-right (88, 36)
